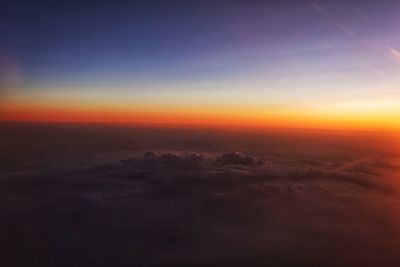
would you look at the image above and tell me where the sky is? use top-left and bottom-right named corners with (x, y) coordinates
top-left (1, 0), bottom-right (399, 131)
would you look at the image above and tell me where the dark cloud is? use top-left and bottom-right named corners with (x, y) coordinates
top-left (217, 151), bottom-right (264, 166)
top-left (1, 124), bottom-right (399, 267)
top-left (139, 151), bottom-right (264, 168)
top-left (2, 150), bottom-right (399, 267)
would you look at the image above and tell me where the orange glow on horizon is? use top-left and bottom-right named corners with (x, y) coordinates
top-left (1, 100), bottom-right (399, 133)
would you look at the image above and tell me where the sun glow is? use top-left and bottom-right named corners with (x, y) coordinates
top-left (1, 94), bottom-right (398, 133)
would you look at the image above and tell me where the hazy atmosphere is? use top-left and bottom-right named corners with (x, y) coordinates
top-left (1, 1), bottom-right (400, 266)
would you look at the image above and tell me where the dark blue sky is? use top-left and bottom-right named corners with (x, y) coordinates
top-left (2, 0), bottom-right (399, 86)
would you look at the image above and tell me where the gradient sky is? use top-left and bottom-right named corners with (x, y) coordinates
top-left (1, 0), bottom-right (399, 131)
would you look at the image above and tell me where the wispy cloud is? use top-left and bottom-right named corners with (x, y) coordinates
top-left (309, 2), bottom-right (357, 38)
top-left (388, 47), bottom-right (400, 62)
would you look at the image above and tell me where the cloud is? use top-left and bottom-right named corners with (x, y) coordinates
top-left (87, 151), bottom-right (399, 197)
top-left (217, 151), bottom-right (264, 166)
top-left (388, 47), bottom-right (400, 62)
top-left (309, 2), bottom-right (356, 38)
top-left (138, 151), bottom-right (208, 170)
top-left (139, 151), bottom-right (265, 168)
